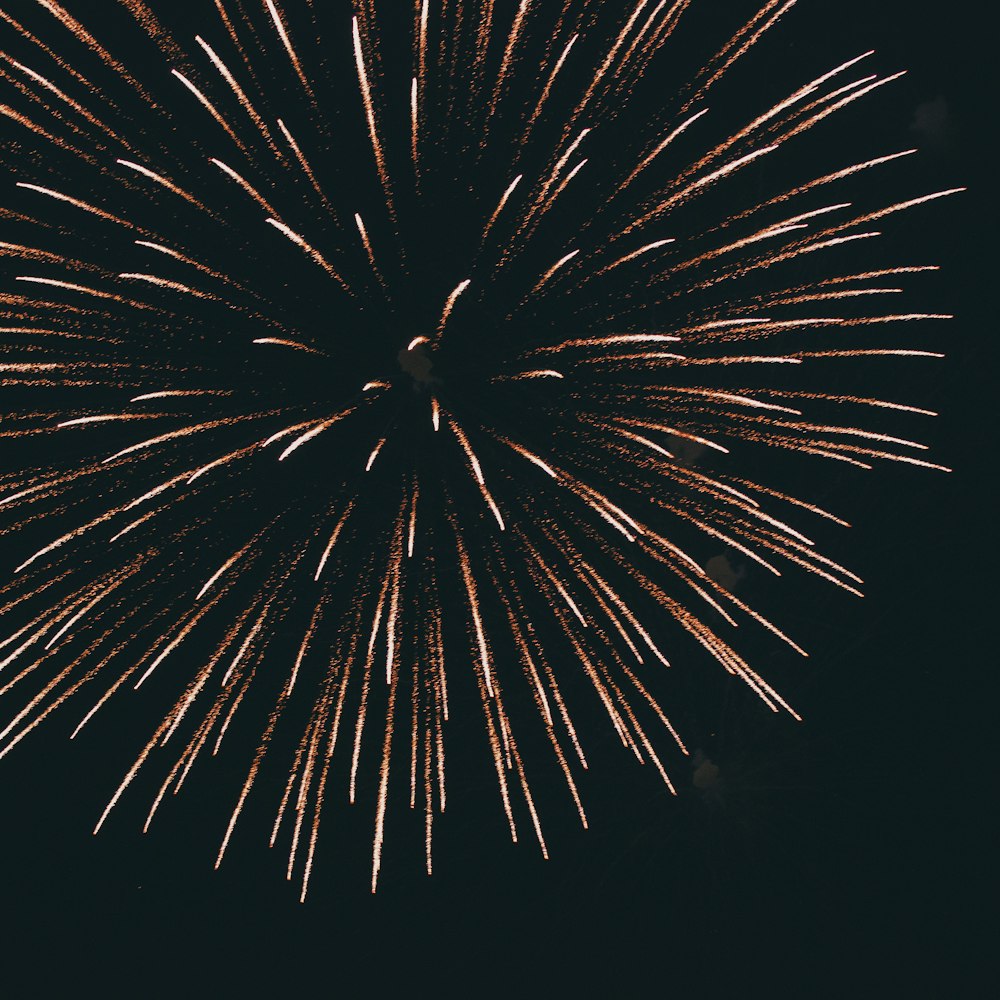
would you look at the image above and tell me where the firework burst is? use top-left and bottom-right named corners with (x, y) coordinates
top-left (0, 0), bottom-right (957, 897)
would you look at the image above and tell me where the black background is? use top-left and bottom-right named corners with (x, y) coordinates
top-left (0, 0), bottom-right (993, 995)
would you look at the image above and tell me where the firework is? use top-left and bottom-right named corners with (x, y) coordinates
top-left (0, 0), bottom-right (956, 898)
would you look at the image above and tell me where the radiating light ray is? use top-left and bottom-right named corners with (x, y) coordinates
top-left (171, 69), bottom-right (248, 153)
top-left (264, 0), bottom-right (315, 99)
top-left (118, 273), bottom-right (214, 299)
top-left (252, 337), bottom-right (323, 355)
top-left (366, 438), bottom-right (386, 472)
top-left (626, 144), bottom-right (780, 237)
top-left (482, 174), bottom-right (523, 242)
top-left (264, 218), bottom-right (350, 292)
top-left (488, 0), bottom-right (532, 121)
top-left (504, 369), bottom-right (564, 381)
top-left (0, 102), bottom-right (90, 159)
top-left (2, 54), bottom-right (123, 145)
top-left (195, 34), bottom-right (277, 151)
top-left (15, 182), bottom-right (133, 228)
top-left (530, 249), bottom-right (579, 295)
top-left (680, 0), bottom-right (798, 116)
top-left (279, 410), bottom-right (357, 463)
top-left (315, 503), bottom-right (355, 583)
top-left (134, 241), bottom-right (245, 290)
top-left (354, 213), bottom-right (386, 288)
top-left (211, 158), bottom-right (277, 217)
top-left (435, 279), bottom-right (471, 339)
top-left (617, 107), bottom-right (711, 197)
top-left (276, 118), bottom-right (330, 209)
top-left (352, 16), bottom-right (396, 221)
top-left (410, 76), bottom-right (420, 175)
top-left (521, 32), bottom-right (578, 147)
top-left (116, 159), bottom-right (206, 210)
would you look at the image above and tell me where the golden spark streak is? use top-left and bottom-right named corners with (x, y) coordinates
top-left (681, 0), bottom-right (797, 115)
top-left (629, 145), bottom-right (780, 233)
top-left (57, 413), bottom-right (165, 428)
top-left (717, 151), bottom-right (916, 235)
top-left (679, 53), bottom-right (875, 200)
top-left (366, 438), bottom-right (386, 472)
top-left (352, 16), bottom-right (395, 219)
top-left (779, 72), bottom-right (907, 146)
top-left (276, 119), bottom-right (329, 208)
top-left (435, 279), bottom-right (471, 338)
top-left (35, 0), bottom-right (148, 96)
top-left (220, 610), bottom-right (269, 688)
top-left (264, 218), bottom-right (349, 290)
top-left (264, 0), bottom-right (313, 96)
top-left (116, 159), bottom-right (204, 209)
top-left (598, 239), bottom-right (676, 276)
top-left (183, 445), bottom-right (249, 488)
top-left (616, 428), bottom-right (674, 458)
top-left (489, 0), bottom-right (531, 118)
top-left (171, 70), bottom-right (247, 153)
top-left (15, 276), bottom-right (140, 307)
top-left (216, 684), bottom-right (292, 870)
top-left (135, 600), bottom-right (222, 690)
top-left (195, 35), bottom-right (275, 148)
top-left (370, 651), bottom-right (399, 893)
top-left (615, 108), bottom-right (709, 196)
top-left (0, 104), bottom-right (87, 158)
top-left (482, 174), bottom-right (523, 241)
top-left (252, 337), bottom-right (323, 355)
top-left (510, 370), bottom-right (564, 380)
top-left (212, 158), bottom-right (278, 216)
top-left (384, 546), bottom-right (403, 686)
top-left (540, 158), bottom-right (588, 218)
top-left (42, 579), bottom-right (123, 651)
top-left (521, 33), bottom-right (577, 143)
top-left (118, 273), bottom-right (207, 298)
top-left (456, 540), bottom-right (495, 699)
top-left (134, 242), bottom-right (242, 289)
top-left (533, 334), bottom-right (681, 356)
top-left (449, 421), bottom-right (484, 484)
top-left (350, 567), bottom-right (391, 803)
top-left (626, 419), bottom-right (731, 454)
top-left (354, 213), bottom-right (385, 287)
top-left (93, 714), bottom-right (176, 835)
top-left (15, 182), bottom-right (132, 227)
top-left (614, 0), bottom-right (675, 80)
top-left (197, 545), bottom-right (251, 600)
top-left (315, 502), bottom-right (355, 582)
top-left (407, 486), bottom-right (418, 558)
top-left (574, 0), bottom-right (652, 119)
top-left (531, 250), bottom-right (579, 294)
top-left (506, 441), bottom-right (558, 479)
top-left (4, 55), bottom-right (122, 143)
top-left (418, 0), bottom-right (430, 98)
top-left (527, 127), bottom-right (590, 224)
top-left (451, 421), bottom-right (506, 530)
top-left (109, 512), bottom-right (156, 542)
top-left (410, 76), bottom-right (419, 171)
top-left (279, 411), bottom-right (355, 462)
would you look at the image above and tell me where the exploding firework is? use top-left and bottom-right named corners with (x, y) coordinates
top-left (0, 0), bottom-right (957, 897)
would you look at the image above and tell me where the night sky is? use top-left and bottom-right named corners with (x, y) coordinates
top-left (0, 0), bottom-right (991, 994)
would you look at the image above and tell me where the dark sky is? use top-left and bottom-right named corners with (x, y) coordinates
top-left (0, 0), bottom-right (992, 994)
